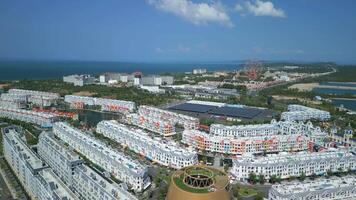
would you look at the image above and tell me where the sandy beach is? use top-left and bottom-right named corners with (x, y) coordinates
top-left (289, 83), bottom-right (319, 91)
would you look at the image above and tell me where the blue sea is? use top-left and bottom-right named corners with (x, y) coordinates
top-left (313, 82), bottom-right (356, 95)
top-left (0, 60), bottom-right (244, 81)
top-left (332, 99), bottom-right (356, 111)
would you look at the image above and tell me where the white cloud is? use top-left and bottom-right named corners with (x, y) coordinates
top-left (236, 0), bottom-right (286, 18)
top-left (147, 0), bottom-right (234, 27)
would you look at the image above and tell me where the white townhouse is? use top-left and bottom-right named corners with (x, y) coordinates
top-left (0, 107), bottom-right (59, 127)
top-left (53, 122), bottom-right (151, 192)
top-left (182, 129), bottom-right (309, 155)
top-left (267, 176), bottom-right (356, 200)
top-left (138, 105), bottom-right (199, 130)
top-left (209, 122), bottom-right (279, 138)
top-left (0, 93), bottom-right (27, 109)
top-left (2, 127), bottom-right (78, 200)
top-left (281, 104), bottom-right (331, 121)
top-left (37, 131), bottom-right (137, 200)
top-left (231, 149), bottom-right (356, 181)
top-left (96, 120), bottom-right (198, 169)
top-left (8, 89), bottom-right (60, 107)
top-left (38, 132), bottom-right (84, 186)
top-left (64, 95), bottom-right (135, 113)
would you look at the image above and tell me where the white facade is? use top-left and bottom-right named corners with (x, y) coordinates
top-left (52, 122), bottom-right (151, 192)
top-left (37, 131), bottom-right (137, 200)
top-left (193, 68), bottom-right (207, 74)
top-left (38, 132), bottom-right (83, 186)
top-left (3, 127), bottom-right (78, 200)
top-left (63, 74), bottom-right (95, 86)
top-left (268, 176), bottom-right (356, 200)
top-left (182, 129), bottom-right (309, 155)
top-left (64, 95), bottom-right (135, 113)
top-left (210, 120), bottom-right (327, 144)
top-left (0, 107), bottom-right (58, 127)
top-left (0, 93), bottom-right (27, 109)
top-left (210, 122), bottom-right (279, 138)
top-left (138, 105), bottom-right (199, 130)
top-left (8, 89), bottom-right (60, 107)
top-left (281, 104), bottom-right (331, 121)
top-left (72, 165), bottom-right (137, 200)
top-left (97, 120), bottom-right (198, 169)
top-left (231, 149), bottom-right (356, 181)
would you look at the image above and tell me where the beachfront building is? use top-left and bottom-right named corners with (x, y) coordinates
top-left (138, 105), bottom-right (199, 130)
top-left (182, 129), bottom-right (309, 155)
top-left (281, 104), bottom-right (331, 121)
top-left (64, 95), bottom-right (135, 113)
top-left (2, 127), bottom-right (78, 200)
top-left (96, 120), bottom-right (198, 169)
top-left (37, 132), bottom-right (137, 200)
top-left (126, 113), bottom-right (176, 136)
top-left (8, 89), bottom-right (60, 107)
top-left (63, 74), bottom-right (95, 86)
top-left (0, 107), bottom-right (59, 127)
top-left (231, 149), bottom-right (356, 182)
top-left (329, 124), bottom-right (356, 147)
top-left (0, 93), bottom-right (27, 109)
top-left (53, 122), bottom-right (151, 192)
top-left (267, 176), bottom-right (356, 200)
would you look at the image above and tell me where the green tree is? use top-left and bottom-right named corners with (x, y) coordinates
top-left (248, 172), bottom-right (258, 184)
top-left (258, 174), bottom-right (265, 184)
top-left (299, 172), bottom-right (306, 181)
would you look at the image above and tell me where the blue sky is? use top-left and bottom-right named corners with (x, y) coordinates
top-left (0, 0), bottom-right (355, 63)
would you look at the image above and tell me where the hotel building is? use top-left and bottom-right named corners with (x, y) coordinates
top-left (64, 95), bottom-right (135, 113)
top-left (267, 176), bottom-right (356, 200)
top-left (138, 105), bottom-right (199, 130)
top-left (8, 89), bottom-right (60, 107)
top-left (182, 129), bottom-right (309, 155)
top-left (97, 120), bottom-right (198, 169)
top-left (53, 122), bottom-right (151, 192)
top-left (281, 104), bottom-right (331, 121)
top-left (2, 127), bottom-right (78, 200)
top-left (231, 149), bottom-right (356, 181)
top-left (0, 107), bottom-right (59, 127)
top-left (37, 131), bottom-right (137, 200)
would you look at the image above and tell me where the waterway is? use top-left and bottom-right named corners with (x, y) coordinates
top-left (77, 110), bottom-right (122, 127)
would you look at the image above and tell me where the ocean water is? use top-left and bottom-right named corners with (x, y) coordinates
top-left (0, 61), bottom-right (244, 81)
top-left (332, 99), bottom-right (356, 111)
top-left (313, 88), bottom-right (356, 95)
top-left (320, 82), bottom-right (356, 87)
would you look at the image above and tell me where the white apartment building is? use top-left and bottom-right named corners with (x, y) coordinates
top-left (138, 105), bottom-right (199, 130)
top-left (267, 176), bottom-right (356, 200)
top-left (0, 107), bottom-right (59, 127)
top-left (64, 95), bottom-right (135, 113)
top-left (210, 120), bottom-right (327, 143)
top-left (281, 104), bottom-right (331, 121)
top-left (182, 129), bottom-right (309, 155)
top-left (0, 93), bottom-right (27, 109)
top-left (38, 132), bottom-right (83, 186)
top-left (126, 113), bottom-right (176, 136)
top-left (2, 127), bottom-right (78, 200)
top-left (53, 122), bottom-right (151, 192)
top-left (96, 120), bottom-right (198, 169)
top-left (37, 131), bottom-right (137, 200)
top-left (231, 149), bottom-right (356, 181)
top-left (8, 89), bottom-right (60, 107)
top-left (193, 68), bottom-right (207, 74)
top-left (73, 165), bottom-right (138, 200)
top-left (210, 122), bottom-right (279, 138)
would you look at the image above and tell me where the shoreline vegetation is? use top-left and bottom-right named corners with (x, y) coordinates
top-left (289, 83), bottom-right (356, 92)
